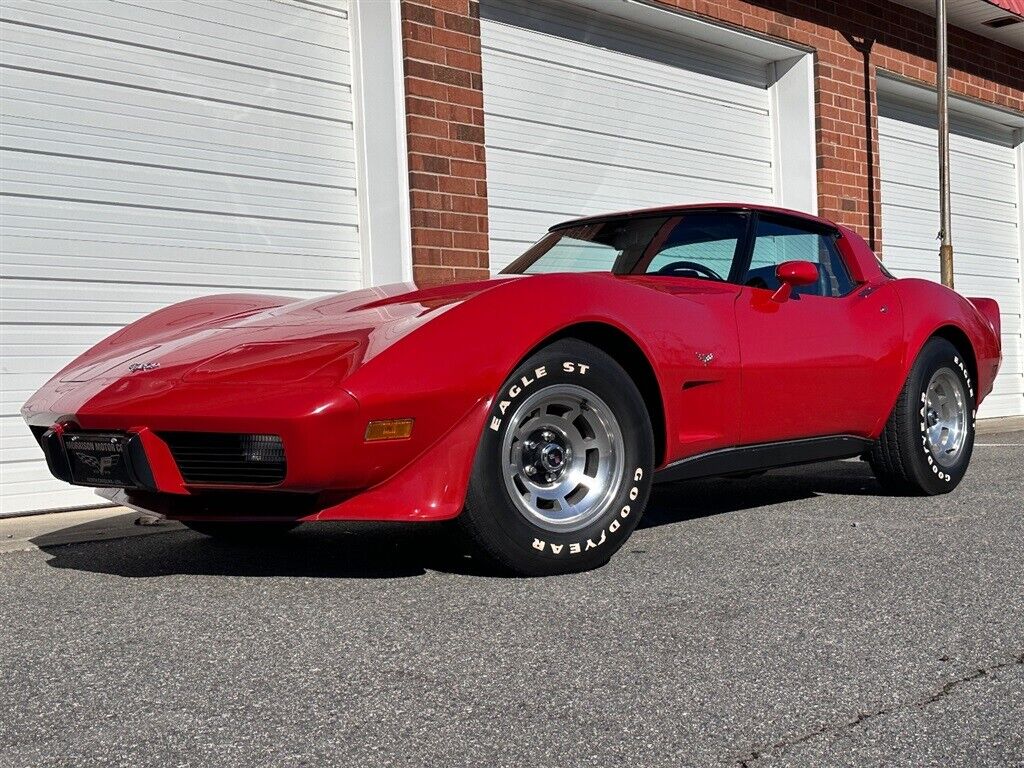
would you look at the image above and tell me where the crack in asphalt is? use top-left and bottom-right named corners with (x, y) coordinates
top-left (735, 652), bottom-right (1024, 767)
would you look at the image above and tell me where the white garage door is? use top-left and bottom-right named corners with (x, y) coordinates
top-left (480, 0), bottom-right (778, 270)
top-left (878, 96), bottom-right (1023, 419)
top-left (0, 0), bottom-right (362, 515)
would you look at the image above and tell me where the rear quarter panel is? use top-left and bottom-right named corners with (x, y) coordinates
top-left (891, 278), bottom-right (1002, 410)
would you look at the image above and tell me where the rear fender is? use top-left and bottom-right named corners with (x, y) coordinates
top-left (967, 297), bottom-right (1001, 342)
top-left (893, 280), bottom-right (1002, 410)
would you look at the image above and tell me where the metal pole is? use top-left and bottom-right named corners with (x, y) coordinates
top-left (936, 0), bottom-right (954, 288)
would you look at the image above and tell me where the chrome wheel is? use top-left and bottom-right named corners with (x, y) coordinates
top-left (501, 384), bottom-right (625, 532)
top-left (924, 368), bottom-right (968, 468)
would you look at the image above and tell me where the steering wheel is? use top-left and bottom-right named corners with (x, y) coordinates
top-left (654, 260), bottom-right (724, 281)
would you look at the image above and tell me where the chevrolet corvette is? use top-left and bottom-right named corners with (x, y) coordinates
top-left (23, 204), bottom-right (1002, 575)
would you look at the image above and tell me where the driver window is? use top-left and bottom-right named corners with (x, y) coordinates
top-left (741, 218), bottom-right (855, 297)
top-left (642, 212), bottom-right (747, 280)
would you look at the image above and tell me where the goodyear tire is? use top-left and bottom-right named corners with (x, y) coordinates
top-left (460, 339), bottom-right (654, 576)
top-left (869, 337), bottom-right (976, 495)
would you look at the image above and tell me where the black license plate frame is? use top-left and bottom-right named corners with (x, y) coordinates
top-left (64, 432), bottom-right (134, 487)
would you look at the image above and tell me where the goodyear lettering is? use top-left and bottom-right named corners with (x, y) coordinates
top-left (527, 468), bottom-right (646, 556)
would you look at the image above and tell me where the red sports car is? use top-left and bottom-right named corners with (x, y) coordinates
top-left (23, 204), bottom-right (1002, 575)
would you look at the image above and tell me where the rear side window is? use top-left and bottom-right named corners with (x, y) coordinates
top-left (741, 218), bottom-right (855, 297)
top-left (507, 217), bottom-right (669, 275)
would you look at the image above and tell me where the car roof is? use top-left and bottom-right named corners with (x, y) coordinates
top-left (549, 203), bottom-right (837, 231)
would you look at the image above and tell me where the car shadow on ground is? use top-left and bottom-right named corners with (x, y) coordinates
top-left (34, 459), bottom-right (886, 580)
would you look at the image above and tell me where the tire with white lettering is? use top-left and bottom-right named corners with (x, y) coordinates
top-left (460, 339), bottom-right (654, 576)
top-left (868, 337), bottom-right (975, 495)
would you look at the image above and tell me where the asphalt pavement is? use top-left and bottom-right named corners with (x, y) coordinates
top-left (2, 432), bottom-right (1022, 767)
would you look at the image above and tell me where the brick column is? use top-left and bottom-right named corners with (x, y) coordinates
top-left (400, 0), bottom-right (490, 285)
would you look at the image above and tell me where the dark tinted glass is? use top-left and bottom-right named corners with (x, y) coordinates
top-left (503, 217), bottom-right (669, 275)
top-left (640, 212), bottom-right (748, 281)
top-left (742, 218), bottom-right (855, 297)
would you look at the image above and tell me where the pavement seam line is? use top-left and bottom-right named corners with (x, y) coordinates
top-left (734, 652), bottom-right (1024, 767)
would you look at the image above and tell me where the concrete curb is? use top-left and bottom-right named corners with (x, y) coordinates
top-left (0, 507), bottom-right (182, 554)
top-left (976, 415), bottom-right (1023, 434)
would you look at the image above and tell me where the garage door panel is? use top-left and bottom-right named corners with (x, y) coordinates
top-left (481, 0), bottom-right (777, 271)
top-left (0, 110), bottom-right (355, 191)
top-left (129, 0), bottom-right (351, 52)
top-left (0, 0), bottom-right (361, 513)
top-left (2, 123), bottom-right (353, 190)
top-left (878, 208), bottom-right (1020, 255)
top-left (485, 119), bottom-right (771, 184)
top-left (487, 155), bottom-right (772, 211)
top-left (879, 179), bottom-right (1020, 225)
top-left (2, 198), bottom-right (359, 255)
top-left (481, 28), bottom-right (771, 120)
top-left (1, 72), bottom-right (354, 157)
top-left (1, 153), bottom-right (358, 224)
top-left (878, 102), bottom-right (1023, 419)
top-left (879, 150), bottom-right (1019, 202)
top-left (881, 98), bottom-right (1019, 148)
top-left (0, 459), bottom-right (100, 515)
top-left (880, 125), bottom-right (1019, 200)
top-left (2, 421), bottom-right (51, 465)
top-left (483, 0), bottom-right (770, 88)
top-left (485, 87), bottom-right (771, 164)
top-left (0, 23), bottom-right (350, 121)
top-left (0, 277), bottom-right (335, 327)
top-left (2, 241), bottom-right (359, 291)
top-left (4, 0), bottom-right (350, 82)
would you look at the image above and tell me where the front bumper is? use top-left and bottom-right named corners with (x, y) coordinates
top-left (24, 375), bottom-right (492, 524)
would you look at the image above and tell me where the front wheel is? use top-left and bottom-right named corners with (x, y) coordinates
top-left (459, 339), bottom-right (654, 576)
top-left (869, 337), bottom-right (976, 495)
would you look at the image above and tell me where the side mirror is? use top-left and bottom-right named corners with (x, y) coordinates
top-left (772, 260), bottom-right (819, 303)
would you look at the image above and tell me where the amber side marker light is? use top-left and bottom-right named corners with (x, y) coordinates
top-left (365, 419), bottom-right (415, 442)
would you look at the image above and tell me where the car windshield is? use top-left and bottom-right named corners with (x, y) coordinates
top-left (502, 216), bottom-right (669, 274)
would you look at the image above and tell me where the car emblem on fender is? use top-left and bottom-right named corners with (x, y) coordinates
top-left (696, 352), bottom-right (714, 366)
top-left (127, 362), bottom-right (160, 372)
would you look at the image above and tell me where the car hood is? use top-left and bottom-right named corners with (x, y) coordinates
top-left (55, 278), bottom-right (519, 386)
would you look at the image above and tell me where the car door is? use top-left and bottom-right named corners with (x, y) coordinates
top-left (732, 213), bottom-right (904, 444)
top-left (630, 210), bottom-right (749, 460)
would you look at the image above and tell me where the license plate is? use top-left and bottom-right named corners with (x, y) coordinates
top-left (64, 432), bottom-right (133, 487)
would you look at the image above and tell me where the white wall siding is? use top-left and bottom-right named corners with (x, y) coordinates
top-left (480, 0), bottom-right (777, 271)
top-left (879, 97), bottom-right (1024, 419)
top-left (0, 0), bottom-right (362, 515)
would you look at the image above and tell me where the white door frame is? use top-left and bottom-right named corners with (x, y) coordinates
top-left (350, 0), bottom-right (413, 286)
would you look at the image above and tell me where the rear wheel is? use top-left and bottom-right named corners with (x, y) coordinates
top-left (869, 337), bottom-right (975, 495)
top-left (460, 339), bottom-right (654, 576)
top-left (182, 521), bottom-right (297, 540)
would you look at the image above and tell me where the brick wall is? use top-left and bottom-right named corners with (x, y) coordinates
top-left (399, 0), bottom-right (1024, 279)
top-left (400, 0), bottom-right (489, 285)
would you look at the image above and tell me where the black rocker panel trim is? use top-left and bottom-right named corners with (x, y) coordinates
top-left (654, 435), bottom-right (872, 483)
